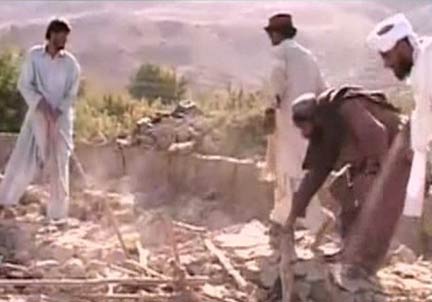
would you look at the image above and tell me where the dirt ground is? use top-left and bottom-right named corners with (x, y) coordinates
top-left (0, 182), bottom-right (428, 302)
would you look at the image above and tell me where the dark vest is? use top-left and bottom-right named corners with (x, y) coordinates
top-left (302, 86), bottom-right (407, 172)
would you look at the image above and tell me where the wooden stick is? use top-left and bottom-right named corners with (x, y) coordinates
top-left (136, 240), bottom-right (149, 267)
top-left (164, 216), bottom-right (186, 289)
top-left (172, 221), bottom-right (207, 234)
top-left (104, 200), bottom-right (131, 258)
top-left (123, 259), bottom-right (169, 280)
top-left (131, 240), bottom-right (168, 279)
top-left (165, 217), bottom-right (180, 264)
top-left (109, 264), bottom-right (140, 276)
top-left (70, 154), bottom-right (130, 259)
top-left (311, 216), bottom-right (336, 251)
top-left (70, 152), bottom-right (91, 187)
top-left (168, 141), bottom-right (195, 154)
top-left (0, 295), bottom-right (81, 302)
top-left (0, 293), bottom-right (174, 302)
top-left (279, 229), bottom-right (295, 302)
top-left (0, 263), bottom-right (36, 279)
top-left (72, 293), bottom-right (176, 301)
top-left (203, 238), bottom-right (248, 290)
top-left (200, 292), bottom-right (238, 302)
top-left (0, 277), bottom-right (208, 287)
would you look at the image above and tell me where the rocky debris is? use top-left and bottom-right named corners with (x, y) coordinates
top-left (122, 101), bottom-right (236, 156)
top-left (0, 187), bottom-right (430, 302)
top-left (134, 193), bottom-right (233, 231)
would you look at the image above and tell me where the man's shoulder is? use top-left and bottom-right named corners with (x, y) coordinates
top-left (420, 37), bottom-right (432, 54)
top-left (413, 37), bottom-right (432, 74)
top-left (27, 45), bottom-right (45, 56)
top-left (271, 42), bottom-right (287, 60)
top-left (62, 50), bottom-right (80, 67)
top-left (273, 40), bottom-right (314, 60)
top-left (282, 40), bottom-right (316, 61)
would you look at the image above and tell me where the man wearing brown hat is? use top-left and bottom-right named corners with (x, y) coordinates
top-left (263, 13), bottom-right (327, 229)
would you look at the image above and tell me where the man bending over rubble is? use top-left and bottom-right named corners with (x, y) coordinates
top-left (286, 86), bottom-right (412, 275)
top-left (0, 19), bottom-right (80, 221)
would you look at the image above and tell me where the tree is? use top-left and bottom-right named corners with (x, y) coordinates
top-left (0, 50), bottom-right (25, 132)
top-left (128, 64), bottom-right (187, 105)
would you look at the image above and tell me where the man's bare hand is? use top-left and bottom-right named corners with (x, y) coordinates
top-left (52, 108), bottom-right (62, 121)
top-left (37, 98), bottom-right (54, 119)
top-left (282, 213), bottom-right (296, 233)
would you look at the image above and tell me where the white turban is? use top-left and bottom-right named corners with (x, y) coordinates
top-left (367, 13), bottom-right (416, 53)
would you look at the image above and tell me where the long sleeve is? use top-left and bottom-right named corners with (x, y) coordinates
top-left (290, 109), bottom-right (343, 219)
top-left (339, 99), bottom-right (388, 162)
top-left (58, 58), bottom-right (81, 113)
top-left (411, 48), bottom-right (432, 153)
top-left (315, 62), bottom-right (328, 95)
top-left (17, 52), bottom-right (43, 111)
top-left (269, 46), bottom-right (287, 108)
top-left (291, 166), bottom-right (331, 218)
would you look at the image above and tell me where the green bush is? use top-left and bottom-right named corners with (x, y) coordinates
top-left (128, 64), bottom-right (187, 105)
top-left (194, 86), bottom-right (267, 157)
top-left (0, 50), bottom-right (25, 132)
top-left (74, 84), bottom-right (268, 158)
top-left (75, 92), bottom-right (157, 142)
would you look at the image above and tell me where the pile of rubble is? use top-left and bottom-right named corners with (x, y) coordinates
top-left (0, 186), bottom-right (430, 302)
top-left (122, 100), bottom-right (222, 154)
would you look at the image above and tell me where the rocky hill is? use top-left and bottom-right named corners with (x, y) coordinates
top-left (0, 1), bottom-right (430, 93)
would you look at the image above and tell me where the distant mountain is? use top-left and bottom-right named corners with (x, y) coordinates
top-left (0, 1), bottom-right (430, 93)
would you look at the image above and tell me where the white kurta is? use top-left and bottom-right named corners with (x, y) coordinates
top-left (266, 39), bottom-right (327, 226)
top-left (0, 45), bottom-right (80, 219)
top-left (404, 37), bottom-right (432, 217)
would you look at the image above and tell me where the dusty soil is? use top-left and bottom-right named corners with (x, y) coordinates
top-left (0, 184), bottom-right (429, 302)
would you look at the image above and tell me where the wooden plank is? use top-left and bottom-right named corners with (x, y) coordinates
top-left (279, 229), bottom-right (295, 302)
top-left (203, 238), bottom-right (248, 290)
top-left (0, 276), bottom-right (208, 287)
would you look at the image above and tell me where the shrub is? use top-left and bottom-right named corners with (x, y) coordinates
top-left (128, 64), bottom-right (187, 105)
top-left (0, 49), bottom-right (25, 132)
top-left (75, 92), bottom-right (156, 142)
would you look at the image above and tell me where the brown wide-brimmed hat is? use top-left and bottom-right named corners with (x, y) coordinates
top-left (264, 13), bottom-right (297, 38)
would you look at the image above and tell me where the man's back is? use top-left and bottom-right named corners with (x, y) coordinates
top-left (271, 40), bottom-right (326, 110)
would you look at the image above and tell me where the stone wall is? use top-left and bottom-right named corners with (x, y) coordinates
top-left (0, 133), bottom-right (273, 221)
top-left (0, 133), bottom-right (424, 251)
top-left (124, 150), bottom-right (273, 221)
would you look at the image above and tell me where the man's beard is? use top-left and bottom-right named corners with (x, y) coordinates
top-left (271, 39), bottom-right (282, 46)
top-left (306, 126), bottom-right (321, 140)
top-left (394, 58), bottom-right (414, 80)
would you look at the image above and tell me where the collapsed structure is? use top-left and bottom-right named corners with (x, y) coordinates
top-left (0, 162), bottom-right (430, 301)
top-left (0, 100), bottom-right (429, 302)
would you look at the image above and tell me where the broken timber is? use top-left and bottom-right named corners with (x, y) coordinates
top-left (279, 228), bottom-right (296, 302)
top-left (0, 276), bottom-right (208, 287)
top-left (72, 293), bottom-right (176, 301)
top-left (203, 237), bottom-right (249, 290)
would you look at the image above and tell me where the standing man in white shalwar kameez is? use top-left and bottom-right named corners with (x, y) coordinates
top-left (367, 14), bottom-right (432, 219)
top-left (262, 13), bottom-right (327, 228)
top-left (0, 19), bottom-right (80, 220)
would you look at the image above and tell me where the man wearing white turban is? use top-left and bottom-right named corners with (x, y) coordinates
top-left (367, 13), bottom-right (432, 218)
